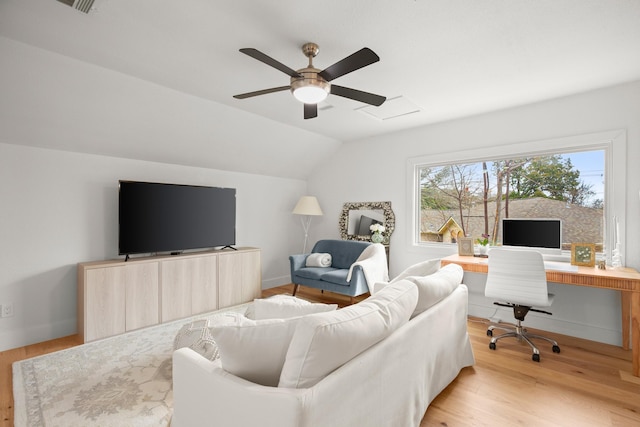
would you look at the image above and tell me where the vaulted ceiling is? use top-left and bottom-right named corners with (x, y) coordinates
top-left (1, 0), bottom-right (639, 179)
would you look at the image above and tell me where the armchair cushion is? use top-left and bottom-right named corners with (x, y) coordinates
top-left (295, 267), bottom-right (338, 281)
top-left (318, 269), bottom-right (350, 286)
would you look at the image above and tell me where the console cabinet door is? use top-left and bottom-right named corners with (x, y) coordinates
top-left (84, 267), bottom-right (126, 342)
top-left (190, 255), bottom-right (218, 315)
top-left (160, 254), bottom-right (218, 321)
top-left (125, 262), bottom-right (159, 331)
top-left (218, 250), bottom-right (261, 308)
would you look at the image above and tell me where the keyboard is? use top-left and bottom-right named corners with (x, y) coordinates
top-left (543, 261), bottom-right (579, 272)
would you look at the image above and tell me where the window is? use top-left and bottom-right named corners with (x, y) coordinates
top-left (418, 150), bottom-right (604, 250)
top-left (408, 130), bottom-right (626, 262)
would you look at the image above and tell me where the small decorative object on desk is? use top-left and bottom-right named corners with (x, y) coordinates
top-left (370, 223), bottom-right (386, 244)
top-left (457, 237), bottom-right (474, 256)
top-left (611, 215), bottom-right (623, 268)
top-left (476, 234), bottom-right (490, 257)
top-left (570, 243), bottom-right (596, 267)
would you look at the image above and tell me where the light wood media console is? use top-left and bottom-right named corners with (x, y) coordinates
top-left (77, 247), bottom-right (261, 342)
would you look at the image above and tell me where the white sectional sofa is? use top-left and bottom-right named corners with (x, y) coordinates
top-left (172, 263), bottom-right (474, 427)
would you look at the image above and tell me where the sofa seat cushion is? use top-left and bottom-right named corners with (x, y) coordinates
top-left (295, 266), bottom-right (338, 280)
top-left (319, 269), bottom-right (350, 286)
top-left (278, 280), bottom-right (418, 389)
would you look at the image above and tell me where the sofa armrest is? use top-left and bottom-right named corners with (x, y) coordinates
top-left (289, 254), bottom-right (309, 282)
top-left (289, 254), bottom-right (308, 270)
top-left (173, 348), bottom-right (308, 427)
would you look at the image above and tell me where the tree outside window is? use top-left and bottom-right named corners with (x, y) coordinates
top-left (418, 150), bottom-right (605, 252)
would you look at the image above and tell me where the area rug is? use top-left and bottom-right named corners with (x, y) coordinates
top-left (12, 303), bottom-right (249, 427)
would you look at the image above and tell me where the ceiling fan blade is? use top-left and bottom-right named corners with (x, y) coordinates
top-left (330, 85), bottom-right (386, 106)
top-left (318, 48), bottom-right (380, 82)
top-left (233, 86), bottom-right (290, 99)
top-left (239, 48), bottom-right (302, 78)
top-left (304, 103), bottom-right (318, 119)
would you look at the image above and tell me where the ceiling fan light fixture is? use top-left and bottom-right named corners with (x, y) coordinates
top-left (292, 85), bottom-right (329, 104)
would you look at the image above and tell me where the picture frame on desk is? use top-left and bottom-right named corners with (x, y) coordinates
top-left (571, 243), bottom-right (596, 267)
top-left (457, 237), bottom-right (475, 256)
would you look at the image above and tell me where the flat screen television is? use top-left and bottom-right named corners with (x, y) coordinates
top-left (501, 218), bottom-right (562, 250)
top-left (119, 181), bottom-right (236, 256)
top-left (356, 215), bottom-right (383, 235)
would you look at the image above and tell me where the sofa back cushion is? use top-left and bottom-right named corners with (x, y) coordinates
top-left (310, 239), bottom-right (371, 269)
top-left (406, 263), bottom-right (464, 318)
top-left (391, 258), bottom-right (441, 283)
top-left (278, 280), bottom-right (418, 389)
top-left (253, 295), bottom-right (338, 320)
top-left (209, 316), bottom-right (301, 387)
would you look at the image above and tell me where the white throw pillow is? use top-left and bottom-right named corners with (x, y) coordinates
top-left (253, 295), bottom-right (338, 320)
top-left (209, 316), bottom-right (301, 387)
top-left (406, 263), bottom-right (464, 318)
top-left (390, 258), bottom-right (441, 283)
top-left (278, 280), bottom-right (418, 389)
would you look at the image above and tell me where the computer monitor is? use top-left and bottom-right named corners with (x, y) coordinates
top-left (501, 218), bottom-right (562, 250)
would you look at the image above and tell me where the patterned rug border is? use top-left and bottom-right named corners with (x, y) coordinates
top-left (13, 303), bottom-right (250, 427)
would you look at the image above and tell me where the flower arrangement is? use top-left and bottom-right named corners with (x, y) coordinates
top-left (370, 223), bottom-right (386, 234)
top-left (476, 234), bottom-right (490, 246)
top-left (370, 223), bottom-right (386, 243)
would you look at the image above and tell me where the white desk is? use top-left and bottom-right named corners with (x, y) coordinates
top-left (442, 254), bottom-right (640, 377)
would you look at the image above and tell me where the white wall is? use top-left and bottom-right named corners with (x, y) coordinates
top-left (0, 143), bottom-right (306, 351)
top-left (308, 80), bottom-right (640, 346)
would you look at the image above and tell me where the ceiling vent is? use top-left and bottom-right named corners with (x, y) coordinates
top-left (356, 96), bottom-right (421, 120)
top-left (56, 0), bottom-right (97, 14)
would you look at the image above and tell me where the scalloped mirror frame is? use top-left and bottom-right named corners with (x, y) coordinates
top-left (339, 201), bottom-right (395, 242)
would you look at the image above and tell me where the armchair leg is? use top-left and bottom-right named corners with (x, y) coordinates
top-left (292, 284), bottom-right (299, 296)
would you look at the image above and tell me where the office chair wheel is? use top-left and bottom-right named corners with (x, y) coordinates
top-left (487, 329), bottom-right (493, 337)
top-left (532, 353), bottom-right (540, 362)
top-left (552, 345), bottom-right (561, 353)
top-left (489, 342), bottom-right (496, 350)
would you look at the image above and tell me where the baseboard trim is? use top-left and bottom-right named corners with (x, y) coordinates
top-left (469, 302), bottom-right (622, 346)
top-left (261, 275), bottom-right (291, 290)
top-left (0, 318), bottom-right (77, 352)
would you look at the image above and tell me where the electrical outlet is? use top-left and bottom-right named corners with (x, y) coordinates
top-left (1, 303), bottom-right (14, 318)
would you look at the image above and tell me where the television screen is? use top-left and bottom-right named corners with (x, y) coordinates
top-left (119, 181), bottom-right (236, 255)
top-left (502, 218), bottom-right (562, 250)
top-left (356, 215), bottom-right (382, 235)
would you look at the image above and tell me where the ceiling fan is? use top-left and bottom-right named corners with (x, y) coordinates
top-left (233, 43), bottom-right (386, 119)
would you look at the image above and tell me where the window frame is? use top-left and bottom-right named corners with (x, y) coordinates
top-left (406, 130), bottom-right (627, 263)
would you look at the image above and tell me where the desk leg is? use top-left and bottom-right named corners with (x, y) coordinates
top-left (632, 292), bottom-right (640, 377)
top-left (622, 291), bottom-right (631, 350)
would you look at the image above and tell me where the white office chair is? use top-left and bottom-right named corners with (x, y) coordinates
top-left (485, 249), bottom-right (561, 362)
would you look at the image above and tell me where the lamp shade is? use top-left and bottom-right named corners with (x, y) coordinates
top-left (292, 196), bottom-right (323, 216)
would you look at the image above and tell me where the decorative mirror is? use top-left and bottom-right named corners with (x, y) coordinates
top-left (339, 201), bottom-right (395, 243)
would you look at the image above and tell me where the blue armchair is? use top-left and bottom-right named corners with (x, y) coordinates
top-left (289, 239), bottom-right (372, 302)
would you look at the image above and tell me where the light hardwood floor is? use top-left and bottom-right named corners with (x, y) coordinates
top-left (2, 285), bottom-right (639, 426)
